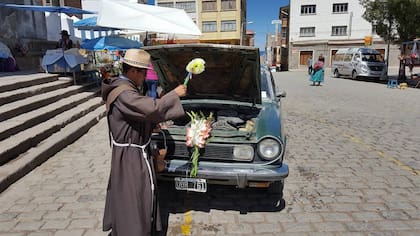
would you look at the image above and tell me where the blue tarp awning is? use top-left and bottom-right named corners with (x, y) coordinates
top-left (73, 17), bottom-right (119, 31)
top-left (80, 36), bottom-right (142, 51)
top-left (0, 3), bottom-right (96, 14)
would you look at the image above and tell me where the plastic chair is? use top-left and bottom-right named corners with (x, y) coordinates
top-left (387, 79), bottom-right (398, 88)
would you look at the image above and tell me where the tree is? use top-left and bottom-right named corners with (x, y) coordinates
top-left (360, 0), bottom-right (420, 44)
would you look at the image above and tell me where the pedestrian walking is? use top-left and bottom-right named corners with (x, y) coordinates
top-left (101, 49), bottom-right (187, 236)
top-left (310, 58), bottom-right (324, 86)
top-left (146, 63), bottom-right (159, 99)
top-left (307, 56), bottom-right (313, 75)
top-left (318, 53), bottom-right (325, 63)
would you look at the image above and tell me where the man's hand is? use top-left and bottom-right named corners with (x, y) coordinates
top-left (174, 85), bottom-right (187, 97)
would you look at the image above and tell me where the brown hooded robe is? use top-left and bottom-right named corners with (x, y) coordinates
top-left (102, 76), bottom-right (184, 236)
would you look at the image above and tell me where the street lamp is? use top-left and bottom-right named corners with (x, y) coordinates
top-left (272, 19), bottom-right (282, 71)
top-left (240, 21), bottom-right (253, 45)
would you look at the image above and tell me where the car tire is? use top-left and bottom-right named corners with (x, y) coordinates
top-left (352, 70), bottom-right (358, 80)
top-left (333, 69), bottom-right (340, 78)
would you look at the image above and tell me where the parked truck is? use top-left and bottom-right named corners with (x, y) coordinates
top-left (331, 48), bottom-right (387, 81)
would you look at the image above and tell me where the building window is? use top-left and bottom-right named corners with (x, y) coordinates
top-left (221, 20), bottom-right (236, 31)
top-left (221, 0), bottom-right (236, 10)
top-left (202, 0), bottom-right (217, 12)
top-left (281, 28), bottom-right (287, 38)
top-left (300, 27), bottom-right (315, 37)
top-left (372, 23), bottom-right (377, 35)
top-left (332, 26), bottom-right (347, 36)
top-left (44, 0), bottom-right (60, 6)
top-left (175, 1), bottom-right (196, 13)
top-left (202, 21), bottom-right (217, 32)
top-left (301, 5), bottom-right (316, 15)
top-left (157, 2), bottom-right (173, 8)
top-left (332, 3), bottom-right (348, 13)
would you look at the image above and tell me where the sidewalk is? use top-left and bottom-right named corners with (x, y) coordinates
top-left (0, 117), bottom-right (110, 236)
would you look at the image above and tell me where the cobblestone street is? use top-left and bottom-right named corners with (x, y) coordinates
top-left (0, 70), bottom-right (419, 236)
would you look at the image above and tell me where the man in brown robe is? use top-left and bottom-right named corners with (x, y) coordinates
top-left (101, 49), bottom-right (186, 236)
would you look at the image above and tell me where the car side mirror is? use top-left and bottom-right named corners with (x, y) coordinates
top-left (276, 90), bottom-right (286, 98)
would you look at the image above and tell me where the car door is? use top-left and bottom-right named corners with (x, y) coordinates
top-left (342, 53), bottom-right (353, 76)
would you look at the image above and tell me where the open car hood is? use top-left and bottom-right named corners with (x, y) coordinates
top-left (144, 44), bottom-right (261, 104)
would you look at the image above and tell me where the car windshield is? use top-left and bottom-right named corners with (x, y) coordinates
top-left (260, 69), bottom-right (274, 100)
top-left (361, 53), bottom-right (383, 62)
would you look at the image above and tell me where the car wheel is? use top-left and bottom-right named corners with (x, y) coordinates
top-left (333, 69), bottom-right (340, 78)
top-left (352, 70), bottom-right (358, 80)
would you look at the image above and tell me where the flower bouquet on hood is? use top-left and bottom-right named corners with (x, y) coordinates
top-left (186, 111), bottom-right (213, 177)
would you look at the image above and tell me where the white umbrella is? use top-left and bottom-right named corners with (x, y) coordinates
top-left (97, 0), bottom-right (202, 36)
top-left (0, 41), bottom-right (12, 59)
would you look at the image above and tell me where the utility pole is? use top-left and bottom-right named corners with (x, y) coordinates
top-left (271, 19), bottom-right (281, 71)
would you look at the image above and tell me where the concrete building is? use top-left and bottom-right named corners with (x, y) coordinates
top-left (155, 0), bottom-right (252, 45)
top-left (0, 0), bottom-right (148, 70)
top-left (0, 0), bottom-right (53, 70)
top-left (288, 0), bottom-right (399, 70)
top-left (265, 5), bottom-right (289, 71)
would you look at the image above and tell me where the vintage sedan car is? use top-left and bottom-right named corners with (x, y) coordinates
top-left (145, 44), bottom-right (288, 194)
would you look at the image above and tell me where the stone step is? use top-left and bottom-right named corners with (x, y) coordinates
top-left (0, 81), bottom-right (96, 122)
top-left (0, 105), bottom-right (106, 193)
top-left (0, 97), bottom-right (104, 165)
top-left (0, 78), bottom-right (73, 106)
top-left (0, 90), bottom-right (100, 141)
top-left (0, 71), bottom-right (105, 193)
top-left (0, 73), bottom-right (59, 93)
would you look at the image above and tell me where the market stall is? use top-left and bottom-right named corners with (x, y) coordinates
top-left (0, 41), bottom-right (18, 72)
top-left (79, 36), bottom-right (142, 80)
top-left (398, 39), bottom-right (420, 87)
top-left (41, 48), bottom-right (89, 84)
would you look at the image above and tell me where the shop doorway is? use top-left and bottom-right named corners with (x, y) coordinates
top-left (300, 51), bottom-right (313, 66)
top-left (330, 49), bottom-right (338, 66)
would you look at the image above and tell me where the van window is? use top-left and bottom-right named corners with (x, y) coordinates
top-left (343, 54), bottom-right (352, 62)
top-left (361, 53), bottom-right (383, 62)
top-left (334, 53), bottom-right (343, 61)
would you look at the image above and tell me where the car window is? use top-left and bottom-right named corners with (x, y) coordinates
top-left (261, 68), bottom-right (275, 100)
top-left (343, 54), bottom-right (352, 62)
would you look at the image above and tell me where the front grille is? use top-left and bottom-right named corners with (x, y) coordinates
top-left (369, 65), bottom-right (383, 71)
top-left (170, 143), bottom-right (234, 161)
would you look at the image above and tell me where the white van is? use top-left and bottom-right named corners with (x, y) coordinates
top-left (331, 48), bottom-right (387, 80)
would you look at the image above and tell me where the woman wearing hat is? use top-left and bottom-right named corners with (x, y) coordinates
top-left (56, 30), bottom-right (73, 50)
top-left (101, 49), bottom-right (187, 236)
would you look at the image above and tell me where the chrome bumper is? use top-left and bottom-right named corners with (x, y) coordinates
top-left (158, 160), bottom-right (289, 188)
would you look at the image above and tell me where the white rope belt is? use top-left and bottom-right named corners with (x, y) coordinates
top-left (110, 132), bottom-right (151, 158)
top-left (109, 132), bottom-right (155, 213)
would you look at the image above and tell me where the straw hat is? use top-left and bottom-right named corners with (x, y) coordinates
top-left (60, 30), bottom-right (70, 36)
top-left (122, 49), bottom-right (151, 69)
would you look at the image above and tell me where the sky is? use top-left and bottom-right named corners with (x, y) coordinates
top-left (246, 0), bottom-right (289, 51)
top-left (147, 0), bottom-right (290, 51)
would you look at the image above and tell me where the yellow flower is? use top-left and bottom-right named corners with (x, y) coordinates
top-left (186, 58), bottom-right (205, 75)
top-left (183, 58), bottom-right (205, 86)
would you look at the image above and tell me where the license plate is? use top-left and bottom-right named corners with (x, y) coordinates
top-left (174, 177), bottom-right (207, 193)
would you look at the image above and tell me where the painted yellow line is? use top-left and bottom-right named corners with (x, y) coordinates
top-left (317, 118), bottom-right (419, 176)
top-left (181, 210), bottom-right (192, 236)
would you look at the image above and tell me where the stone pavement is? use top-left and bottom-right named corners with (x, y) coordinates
top-left (0, 70), bottom-right (419, 235)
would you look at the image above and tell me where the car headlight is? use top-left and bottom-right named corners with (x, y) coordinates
top-left (233, 145), bottom-right (254, 161)
top-left (257, 138), bottom-right (282, 161)
top-left (361, 64), bottom-right (369, 72)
